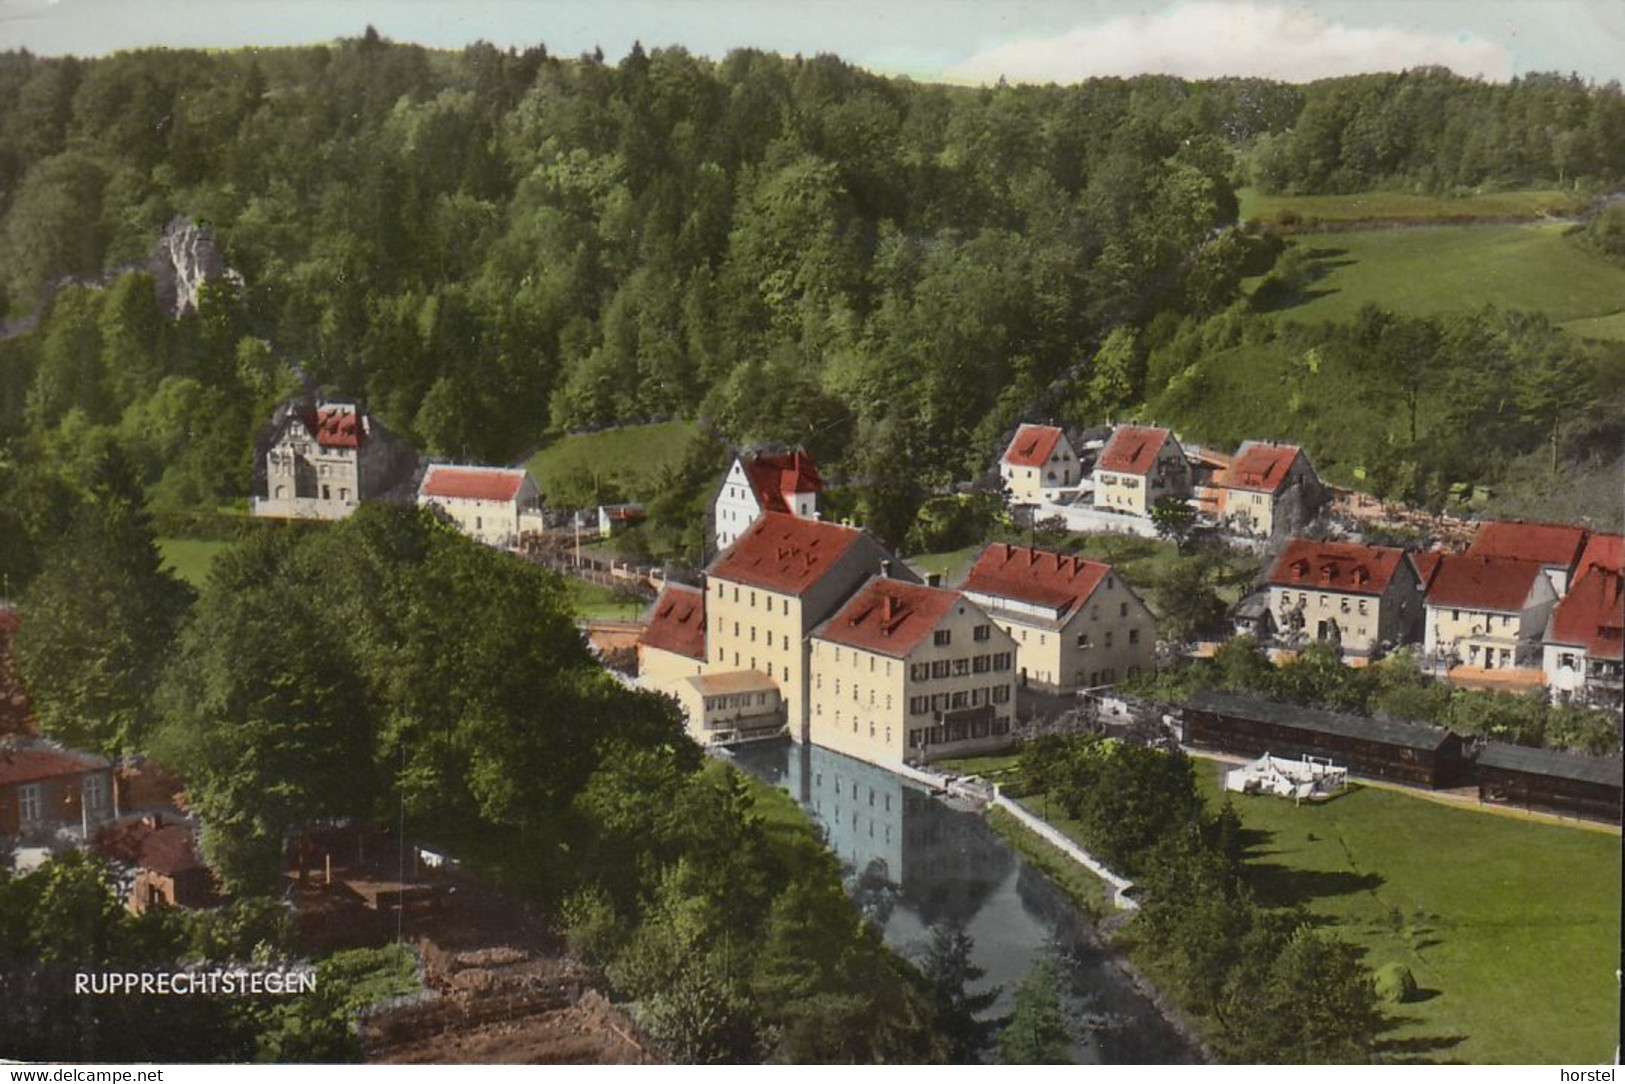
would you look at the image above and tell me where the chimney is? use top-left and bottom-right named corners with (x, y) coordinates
top-left (926, 572), bottom-right (941, 588)
top-left (880, 559), bottom-right (893, 579)
top-left (882, 595), bottom-right (894, 625)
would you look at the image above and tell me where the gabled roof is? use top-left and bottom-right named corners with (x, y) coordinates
top-left (1467, 520), bottom-right (1588, 571)
top-left (419, 464), bottom-right (530, 503)
top-left (1576, 532), bottom-right (1624, 578)
top-left (1185, 689), bottom-right (1454, 752)
top-left (1223, 442), bottom-right (1305, 495)
top-left (1097, 426), bottom-right (1174, 476)
top-left (708, 513), bottom-right (869, 596)
top-left (1411, 551), bottom-right (1446, 591)
top-left (1002, 425), bottom-right (1066, 469)
top-left (1546, 566), bottom-right (1625, 660)
top-left (1426, 554), bottom-right (1546, 614)
top-left (961, 543), bottom-right (1111, 615)
top-left (643, 583), bottom-right (707, 661)
top-left (0, 737), bottom-right (108, 788)
top-left (743, 450), bottom-right (822, 513)
top-left (310, 405), bottom-right (365, 449)
top-left (814, 578), bottom-right (964, 659)
top-left (1475, 742), bottom-right (1623, 789)
top-left (1265, 539), bottom-right (1408, 597)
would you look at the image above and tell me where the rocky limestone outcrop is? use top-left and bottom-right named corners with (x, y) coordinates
top-left (147, 216), bottom-right (244, 318)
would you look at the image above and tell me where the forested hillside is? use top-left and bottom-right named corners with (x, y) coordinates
top-left (1, 37), bottom-right (1622, 578)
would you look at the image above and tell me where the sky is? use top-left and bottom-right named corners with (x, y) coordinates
top-left (0, 0), bottom-right (1620, 85)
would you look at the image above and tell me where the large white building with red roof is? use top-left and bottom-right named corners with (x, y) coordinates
top-left (417, 464), bottom-right (542, 549)
top-left (1263, 539), bottom-right (1423, 658)
top-left (253, 397), bottom-right (417, 521)
top-left (810, 577), bottom-right (1017, 764)
top-left (1423, 555), bottom-right (1557, 675)
top-left (1093, 425), bottom-right (1189, 517)
top-left (1543, 565), bottom-right (1624, 708)
top-left (960, 543), bottom-right (1155, 693)
top-left (712, 449), bottom-right (823, 552)
top-left (999, 424), bottom-right (1078, 504)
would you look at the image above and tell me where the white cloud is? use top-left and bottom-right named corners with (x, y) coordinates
top-left (942, 2), bottom-right (1516, 85)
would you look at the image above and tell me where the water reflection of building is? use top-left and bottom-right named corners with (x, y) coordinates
top-left (785, 743), bottom-right (1011, 927)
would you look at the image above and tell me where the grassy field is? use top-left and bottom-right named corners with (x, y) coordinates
top-left (1195, 757), bottom-right (1621, 1063)
top-left (523, 421), bottom-right (699, 506)
top-left (1248, 223), bottom-right (1625, 330)
top-left (156, 537), bottom-right (235, 590)
top-left (562, 578), bottom-right (648, 621)
top-left (901, 545), bottom-right (981, 585)
top-left (1237, 187), bottom-right (1586, 227)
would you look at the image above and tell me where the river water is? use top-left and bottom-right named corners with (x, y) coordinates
top-left (727, 739), bottom-right (1200, 1065)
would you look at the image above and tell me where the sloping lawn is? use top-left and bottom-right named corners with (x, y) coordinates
top-left (523, 421), bottom-right (699, 506)
top-left (563, 577), bottom-right (646, 621)
top-left (1191, 757), bottom-right (1621, 1064)
top-left (1237, 187), bottom-right (1585, 227)
top-left (156, 537), bottom-right (235, 590)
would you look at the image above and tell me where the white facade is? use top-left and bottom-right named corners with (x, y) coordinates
top-left (257, 410), bottom-right (364, 520)
top-left (713, 455), bottom-right (819, 552)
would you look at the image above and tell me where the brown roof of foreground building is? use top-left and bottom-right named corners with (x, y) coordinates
top-left (0, 737), bottom-right (108, 788)
top-left (1426, 554), bottom-right (1545, 613)
top-left (962, 543), bottom-right (1111, 615)
top-left (1467, 520), bottom-right (1588, 570)
top-left (708, 513), bottom-right (868, 596)
top-left (642, 583), bottom-right (707, 660)
top-left (1547, 566), bottom-right (1625, 660)
top-left (744, 450), bottom-right (822, 513)
top-left (1096, 426), bottom-right (1174, 476)
top-left (420, 464), bottom-right (529, 503)
top-left (1002, 424), bottom-right (1065, 468)
top-left (814, 578), bottom-right (963, 659)
top-left (1265, 539), bottom-right (1407, 597)
top-left (1223, 442), bottom-right (1304, 495)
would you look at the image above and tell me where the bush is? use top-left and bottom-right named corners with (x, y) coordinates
top-left (1373, 961), bottom-right (1418, 1004)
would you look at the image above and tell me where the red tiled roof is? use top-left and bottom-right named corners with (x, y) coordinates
top-left (1576, 532), bottom-right (1624, 578)
top-left (1547, 566), bottom-right (1624, 660)
top-left (1426, 555), bottom-right (1545, 613)
top-left (643, 583), bottom-right (707, 661)
top-left (1467, 520), bottom-right (1587, 570)
top-left (1265, 539), bottom-right (1407, 597)
top-left (708, 513), bottom-right (869, 596)
top-left (310, 406), bottom-right (365, 449)
top-left (1411, 551), bottom-right (1446, 591)
top-left (1223, 442), bottom-right (1303, 495)
top-left (961, 543), bottom-right (1111, 614)
top-left (815, 578), bottom-right (964, 658)
top-left (141, 823), bottom-right (207, 875)
top-left (744, 451), bottom-right (822, 513)
top-left (0, 740), bottom-right (107, 788)
top-left (1097, 426), bottom-right (1173, 476)
top-left (1002, 425), bottom-right (1065, 469)
top-left (420, 464), bottom-right (529, 503)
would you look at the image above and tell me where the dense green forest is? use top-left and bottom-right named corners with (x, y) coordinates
top-left (2, 38), bottom-right (1623, 579)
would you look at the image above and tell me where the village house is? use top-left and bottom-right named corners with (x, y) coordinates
top-left (1423, 555), bottom-right (1557, 680)
top-left (712, 449), bottom-right (822, 552)
top-left (959, 543), bottom-right (1156, 693)
top-left (809, 576), bottom-right (1017, 765)
top-left (1092, 425), bottom-right (1190, 517)
top-left (699, 513), bottom-right (902, 742)
top-left (1213, 441), bottom-right (1326, 539)
top-left (417, 464), bottom-right (543, 548)
top-left (93, 814), bottom-right (213, 914)
top-left (639, 582), bottom-right (709, 689)
top-left (1263, 539), bottom-right (1423, 659)
top-left (0, 736), bottom-right (114, 842)
top-left (1466, 520), bottom-right (1590, 597)
top-left (999, 424), bottom-right (1078, 505)
top-left (252, 397), bottom-right (416, 520)
top-left (1543, 564), bottom-right (1624, 709)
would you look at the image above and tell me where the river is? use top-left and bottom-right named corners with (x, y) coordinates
top-left (727, 739), bottom-right (1201, 1065)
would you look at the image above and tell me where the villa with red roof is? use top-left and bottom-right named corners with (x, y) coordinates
top-left (1, 736), bottom-right (113, 841)
top-left (713, 448), bottom-right (823, 552)
top-left (1264, 539), bottom-right (1423, 658)
top-left (1543, 566), bottom-right (1624, 709)
top-left (1424, 555), bottom-right (1558, 675)
top-left (1093, 425), bottom-right (1189, 517)
top-left (253, 397), bottom-right (417, 521)
top-left (417, 464), bottom-right (542, 548)
top-left (999, 424), bottom-right (1078, 504)
top-left (1467, 520), bottom-right (1590, 596)
top-left (1214, 441), bottom-right (1325, 539)
top-left (960, 543), bottom-right (1155, 693)
top-left (810, 577), bottom-right (1017, 764)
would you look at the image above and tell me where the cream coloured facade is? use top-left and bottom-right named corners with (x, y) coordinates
top-left (808, 580), bottom-right (1017, 766)
top-left (639, 643), bottom-right (706, 689)
top-left (976, 581), bottom-right (1153, 692)
top-left (1265, 540), bottom-right (1422, 659)
top-left (1092, 426), bottom-right (1189, 518)
top-left (1424, 558), bottom-right (1557, 671)
top-left (416, 465), bottom-right (542, 548)
top-left (667, 671), bottom-right (784, 746)
top-left (1219, 443), bottom-right (1324, 539)
top-left (999, 425), bottom-right (1078, 505)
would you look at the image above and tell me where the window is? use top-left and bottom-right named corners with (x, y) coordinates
top-left (931, 660), bottom-right (951, 679)
top-left (750, 626), bottom-right (756, 642)
top-left (992, 652), bottom-right (1012, 671)
top-left (952, 658), bottom-right (970, 676)
top-left (971, 687), bottom-right (984, 706)
top-left (973, 654), bottom-right (990, 673)
top-left (751, 591), bottom-right (757, 607)
top-left (933, 629), bottom-right (952, 647)
top-left (1078, 633), bottom-right (1090, 647)
top-left (950, 691), bottom-right (969, 709)
top-left (1105, 631), bottom-right (1114, 647)
top-left (1129, 629), bottom-right (1140, 645)
top-left (717, 582), bottom-right (725, 597)
top-left (910, 662), bottom-right (929, 681)
top-left (1120, 602), bottom-right (1128, 617)
top-left (18, 783), bottom-right (43, 824)
top-left (1358, 600), bottom-right (1369, 616)
top-left (931, 693), bottom-right (948, 712)
top-left (1452, 609), bottom-right (1460, 621)
top-left (733, 622), bottom-right (740, 636)
top-left (783, 600), bottom-right (790, 615)
top-left (82, 773), bottom-right (106, 813)
top-left (733, 587), bottom-right (739, 602)
top-left (910, 696), bottom-right (929, 714)
top-left (992, 685), bottom-right (1010, 704)
top-left (974, 624), bottom-right (992, 641)
top-left (475, 516), bottom-right (483, 530)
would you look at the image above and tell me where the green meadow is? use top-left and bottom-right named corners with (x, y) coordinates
top-left (523, 420), bottom-right (701, 506)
